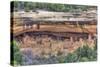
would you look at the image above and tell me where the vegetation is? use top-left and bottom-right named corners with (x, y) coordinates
top-left (58, 44), bottom-right (97, 63)
top-left (11, 40), bottom-right (22, 65)
top-left (11, 1), bottom-right (95, 12)
top-left (11, 35), bottom-right (97, 65)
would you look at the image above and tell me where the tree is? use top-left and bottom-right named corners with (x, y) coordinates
top-left (12, 1), bottom-right (96, 12)
top-left (58, 44), bottom-right (97, 63)
top-left (11, 40), bottom-right (22, 65)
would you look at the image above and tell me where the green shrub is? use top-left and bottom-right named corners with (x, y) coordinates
top-left (75, 45), bottom-right (97, 62)
top-left (58, 44), bottom-right (97, 63)
top-left (11, 40), bottom-right (22, 65)
top-left (64, 53), bottom-right (78, 63)
top-left (79, 57), bottom-right (89, 62)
